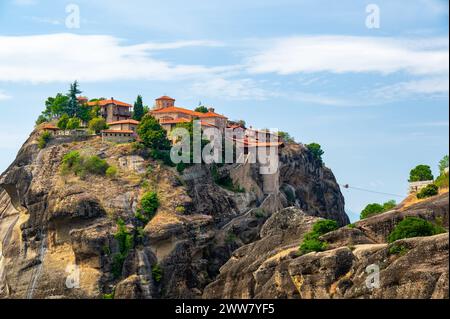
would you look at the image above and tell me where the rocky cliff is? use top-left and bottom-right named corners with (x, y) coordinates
top-left (203, 193), bottom-right (449, 299)
top-left (0, 128), bottom-right (348, 299)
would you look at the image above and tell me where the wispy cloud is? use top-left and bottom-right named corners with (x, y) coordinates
top-left (0, 34), bottom-right (228, 83)
top-left (246, 36), bottom-right (449, 76)
top-left (189, 77), bottom-right (274, 100)
top-left (372, 77), bottom-right (449, 100)
top-left (0, 90), bottom-right (11, 101)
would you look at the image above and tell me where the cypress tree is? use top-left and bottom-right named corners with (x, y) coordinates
top-left (133, 95), bottom-right (145, 121)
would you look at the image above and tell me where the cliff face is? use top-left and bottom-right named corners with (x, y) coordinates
top-left (203, 193), bottom-right (449, 299)
top-left (0, 128), bottom-right (347, 299)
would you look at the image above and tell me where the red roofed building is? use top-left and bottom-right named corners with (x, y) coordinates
top-left (150, 96), bottom-right (228, 134)
top-left (87, 98), bottom-right (132, 123)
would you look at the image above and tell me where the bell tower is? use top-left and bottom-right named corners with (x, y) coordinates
top-left (155, 96), bottom-right (175, 109)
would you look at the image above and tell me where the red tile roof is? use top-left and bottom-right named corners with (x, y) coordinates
top-left (151, 106), bottom-right (227, 119)
top-left (198, 111), bottom-right (227, 119)
top-left (151, 106), bottom-right (202, 117)
top-left (108, 119), bottom-right (140, 125)
top-left (159, 118), bottom-right (191, 124)
top-left (42, 123), bottom-right (59, 130)
top-left (102, 129), bottom-right (135, 134)
top-left (87, 99), bottom-right (132, 108)
top-left (156, 95), bottom-right (175, 101)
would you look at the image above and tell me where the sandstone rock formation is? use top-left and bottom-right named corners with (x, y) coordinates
top-left (0, 129), bottom-right (347, 299)
top-left (203, 193), bottom-right (449, 299)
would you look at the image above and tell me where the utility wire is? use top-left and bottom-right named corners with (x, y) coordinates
top-left (340, 184), bottom-right (405, 198)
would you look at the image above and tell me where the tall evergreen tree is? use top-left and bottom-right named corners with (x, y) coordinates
top-left (66, 81), bottom-right (82, 117)
top-left (133, 95), bottom-right (145, 121)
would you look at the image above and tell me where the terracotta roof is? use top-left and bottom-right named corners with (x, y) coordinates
top-left (108, 119), bottom-right (140, 125)
top-left (151, 106), bottom-right (202, 117)
top-left (151, 106), bottom-right (227, 119)
top-left (101, 129), bottom-right (134, 134)
top-left (87, 99), bottom-right (132, 108)
top-left (156, 95), bottom-right (175, 101)
top-left (42, 124), bottom-right (59, 130)
top-left (198, 111), bottom-right (227, 119)
top-left (159, 118), bottom-right (191, 124)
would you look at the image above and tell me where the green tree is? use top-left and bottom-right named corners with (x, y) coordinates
top-left (38, 131), bottom-right (52, 149)
top-left (194, 105), bottom-right (208, 113)
top-left (88, 117), bottom-right (108, 134)
top-left (382, 200), bottom-right (397, 211)
top-left (360, 200), bottom-right (397, 219)
top-left (140, 191), bottom-right (159, 219)
top-left (409, 164), bottom-right (434, 182)
top-left (137, 114), bottom-right (171, 150)
top-left (360, 203), bottom-right (384, 219)
top-left (43, 93), bottom-right (69, 118)
top-left (35, 115), bottom-right (48, 126)
top-left (439, 155), bottom-right (449, 175)
top-left (66, 81), bottom-right (82, 117)
top-left (388, 217), bottom-right (444, 243)
top-left (66, 117), bottom-right (81, 130)
top-left (416, 184), bottom-right (439, 199)
top-left (306, 143), bottom-right (324, 163)
top-left (132, 95), bottom-right (145, 121)
top-left (57, 114), bottom-right (70, 129)
top-left (278, 131), bottom-right (295, 143)
top-left (299, 219), bottom-right (338, 255)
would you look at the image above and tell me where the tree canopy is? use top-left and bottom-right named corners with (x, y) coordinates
top-left (306, 143), bottom-right (324, 163)
top-left (360, 200), bottom-right (397, 219)
top-left (194, 105), bottom-right (209, 113)
top-left (137, 114), bottom-right (171, 150)
top-left (133, 95), bottom-right (145, 121)
top-left (409, 164), bottom-right (434, 182)
top-left (439, 155), bottom-right (449, 175)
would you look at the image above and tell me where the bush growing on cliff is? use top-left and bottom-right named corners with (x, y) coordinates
top-left (152, 264), bottom-right (163, 283)
top-left (112, 219), bottom-right (133, 278)
top-left (61, 151), bottom-right (110, 177)
top-left (388, 217), bottom-right (445, 243)
top-left (35, 115), bottom-right (48, 126)
top-left (106, 166), bottom-right (118, 178)
top-left (306, 143), bottom-right (324, 163)
top-left (299, 219), bottom-right (338, 255)
top-left (141, 191), bottom-right (159, 220)
top-left (360, 200), bottom-right (396, 220)
top-left (38, 131), bottom-right (52, 149)
top-left (66, 117), bottom-right (81, 130)
top-left (57, 114), bottom-right (70, 129)
top-left (416, 184), bottom-right (439, 199)
top-left (435, 172), bottom-right (449, 189)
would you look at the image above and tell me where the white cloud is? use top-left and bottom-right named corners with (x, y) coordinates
top-left (190, 78), bottom-right (273, 100)
top-left (246, 36), bottom-right (449, 76)
top-left (0, 90), bottom-right (11, 101)
top-left (0, 34), bottom-right (227, 83)
top-left (372, 77), bottom-right (449, 100)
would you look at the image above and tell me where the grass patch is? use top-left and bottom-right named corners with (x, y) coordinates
top-left (388, 243), bottom-right (409, 256)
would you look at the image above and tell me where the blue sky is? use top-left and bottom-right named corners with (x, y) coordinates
top-left (0, 0), bottom-right (448, 221)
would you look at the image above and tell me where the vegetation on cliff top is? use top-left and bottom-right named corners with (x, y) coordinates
top-left (388, 216), bottom-right (446, 243)
top-left (360, 200), bottom-right (396, 220)
top-left (299, 219), bottom-right (338, 254)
